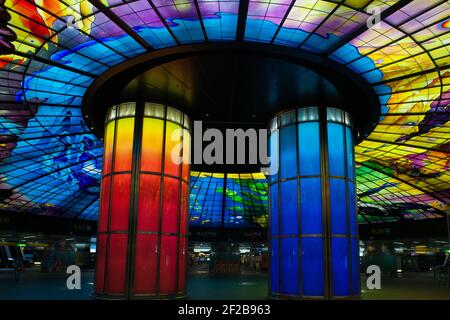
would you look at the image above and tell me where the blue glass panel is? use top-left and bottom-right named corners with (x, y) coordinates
top-left (351, 238), bottom-right (360, 295)
top-left (348, 58), bottom-right (376, 74)
top-left (281, 237), bottom-right (300, 295)
top-left (270, 239), bottom-right (279, 293)
top-left (345, 127), bottom-right (355, 180)
top-left (300, 178), bottom-right (322, 234)
top-left (348, 181), bottom-right (357, 236)
top-left (244, 18), bottom-right (263, 41)
top-left (373, 84), bottom-right (392, 95)
top-left (244, 18), bottom-right (278, 43)
top-left (137, 28), bottom-right (177, 49)
top-left (329, 45), bottom-right (357, 64)
top-left (330, 178), bottom-right (348, 234)
top-left (269, 130), bottom-right (279, 182)
top-left (169, 19), bottom-right (205, 44)
top-left (361, 69), bottom-right (384, 83)
top-left (280, 180), bottom-right (298, 235)
top-left (274, 28), bottom-right (308, 47)
top-left (270, 184), bottom-right (279, 236)
top-left (203, 13), bottom-right (237, 41)
top-left (332, 237), bottom-right (350, 297)
top-left (280, 125), bottom-right (297, 179)
top-left (298, 122), bottom-right (320, 176)
top-left (327, 123), bottom-right (345, 177)
top-left (302, 237), bottom-right (324, 296)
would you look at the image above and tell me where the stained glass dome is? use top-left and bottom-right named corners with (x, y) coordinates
top-left (0, 0), bottom-right (448, 225)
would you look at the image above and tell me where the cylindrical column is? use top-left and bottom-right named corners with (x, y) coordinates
top-left (268, 107), bottom-right (359, 299)
top-left (95, 102), bottom-right (191, 299)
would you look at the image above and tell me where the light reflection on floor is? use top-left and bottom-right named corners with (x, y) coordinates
top-left (0, 268), bottom-right (449, 300)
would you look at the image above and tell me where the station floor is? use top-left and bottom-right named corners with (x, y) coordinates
top-left (0, 267), bottom-right (449, 300)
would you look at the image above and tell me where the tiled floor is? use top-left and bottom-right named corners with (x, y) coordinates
top-left (0, 268), bottom-right (449, 300)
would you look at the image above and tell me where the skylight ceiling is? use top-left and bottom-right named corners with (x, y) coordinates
top-left (0, 0), bottom-right (448, 224)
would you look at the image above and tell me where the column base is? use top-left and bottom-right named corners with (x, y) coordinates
top-left (92, 292), bottom-right (188, 300)
top-left (269, 293), bottom-right (361, 300)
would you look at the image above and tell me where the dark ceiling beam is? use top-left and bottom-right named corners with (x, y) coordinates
top-left (270, 0), bottom-right (296, 44)
top-left (14, 132), bottom-right (96, 144)
top-left (193, 0), bottom-right (208, 41)
top-left (0, 100), bottom-right (82, 108)
top-left (146, 0), bottom-right (180, 45)
top-left (381, 111), bottom-right (449, 116)
top-left (0, 211), bottom-right (97, 236)
top-left (358, 42), bottom-right (449, 78)
top-left (14, 51), bottom-right (96, 78)
top-left (297, 0), bottom-right (345, 48)
top-left (322, 0), bottom-right (414, 56)
top-left (23, 33), bottom-right (110, 69)
top-left (0, 0), bottom-right (16, 54)
top-left (24, 0), bottom-right (128, 59)
top-left (89, 0), bottom-right (153, 51)
top-left (6, 150), bottom-right (103, 191)
top-left (357, 161), bottom-right (448, 212)
top-left (69, 196), bottom-right (99, 220)
top-left (236, 0), bottom-right (249, 41)
top-left (8, 6), bottom-right (111, 68)
top-left (372, 66), bottom-right (446, 86)
top-left (340, 2), bottom-right (449, 66)
top-left (362, 138), bottom-right (429, 151)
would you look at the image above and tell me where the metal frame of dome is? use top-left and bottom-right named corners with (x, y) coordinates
top-left (0, 0), bottom-right (448, 224)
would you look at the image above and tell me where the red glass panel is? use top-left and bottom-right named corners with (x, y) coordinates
top-left (110, 174), bottom-right (130, 232)
top-left (95, 234), bottom-right (107, 293)
top-left (181, 129), bottom-right (190, 181)
top-left (141, 118), bottom-right (163, 172)
top-left (164, 122), bottom-right (182, 177)
top-left (133, 234), bottom-right (158, 295)
top-left (114, 118), bottom-right (134, 172)
top-left (106, 233), bottom-right (128, 294)
top-left (159, 235), bottom-right (177, 294)
top-left (178, 237), bottom-right (187, 292)
top-left (103, 121), bottom-right (115, 175)
top-left (179, 182), bottom-right (189, 235)
top-left (182, 163), bottom-right (189, 182)
top-left (98, 176), bottom-right (111, 233)
top-left (161, 177), bottom-right (180, 234)
top-left (137, 174), bottom-right (161, 232)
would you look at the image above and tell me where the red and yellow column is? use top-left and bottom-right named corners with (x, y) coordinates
top-left (95, 102), bottom-right (191, 299)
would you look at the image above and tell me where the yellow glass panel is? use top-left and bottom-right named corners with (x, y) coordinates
top-left (141, 118), bottom-right (164, 172)
top-left (114, 118), bottom-right (135, 172)
top-left (103, 120), bottom-right (115, 175)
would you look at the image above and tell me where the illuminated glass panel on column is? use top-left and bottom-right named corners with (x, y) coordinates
top-left (269, 107), bottom-right (359, 299)
top-left (326, 108), bottom-right (358, 298)
top-left (95, 102), bottom-right (191, 299)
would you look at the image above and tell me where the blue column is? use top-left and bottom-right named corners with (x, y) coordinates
top-left (268, 107), bottom-right (359, 299)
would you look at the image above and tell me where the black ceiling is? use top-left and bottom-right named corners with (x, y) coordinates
top-left (121, 53), bottom-right (341, 123)
top-left (83, 43), bottom-right (380, 139)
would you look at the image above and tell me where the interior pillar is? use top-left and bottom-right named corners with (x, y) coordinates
top-left (94, 102), bottom-right (191, 299)
top-left (268, 107), bottom-right (360, 299)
